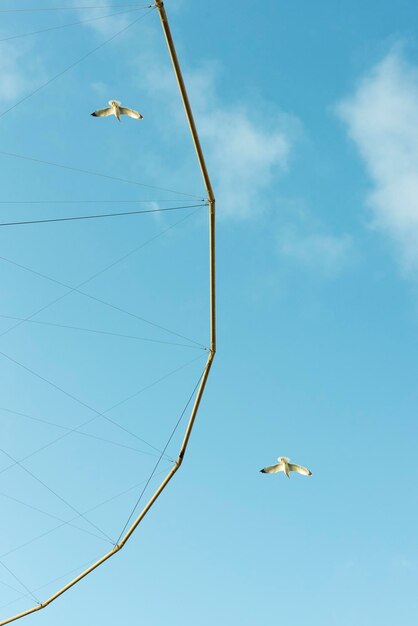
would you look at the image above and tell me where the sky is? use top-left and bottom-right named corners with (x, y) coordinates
top-left (0, 1), bottom-right (418, 625)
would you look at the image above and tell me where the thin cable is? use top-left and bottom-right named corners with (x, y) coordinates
top-left (0, 4), bottom-right (152, 12)
top-left (0, 447), bottom-right (115, 545)
top-left (0, 208), bottom-right (206, 348)
top-left (0, 562), bottom-right (39, 606)
top-left (0, 352), bottom-right (205, 479)
top-left (116, 367), bottom-right (205, 544)
top-left (0, 406), bottom-right (163, 458)
top-left (0, 150), bottom-right (204, 200)
top-left (0, 8), bottom-right (156, 121)
top-left (0, 490), bottom-right (121, 548)
top-left (0, 578), bottom-right (26, 601)
top-left (0, 314), bottom-right (206, 350)
top-left (0, 203), bottom-right (206, 227)
top-left (0, 199), bottom-right (201, 204)
top-left (0, 8), bottom-right (149, 43)
top-left (0, 525), bottom-right (103, 562)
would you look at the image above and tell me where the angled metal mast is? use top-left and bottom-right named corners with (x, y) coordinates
top-left (0, 1), bottom-right (216, 624)
top-left (154, 0), bottom-right (216, 458)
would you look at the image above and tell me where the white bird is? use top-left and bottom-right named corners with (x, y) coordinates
top-left (91, 100), bottom-right (143, 122)
top-left (260, 456), bottom-right (312, 478)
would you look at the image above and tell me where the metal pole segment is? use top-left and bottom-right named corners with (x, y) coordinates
top-left (120, 351), bottom-right (215, 550)
top-left (154, 0), bottom-right (216, 352)
top-left (209, 199), bottom-right (216, 353)
top-left (1, 2), bottom-right (216, 623)
top-left (154, 0), bottom-right (214, 202)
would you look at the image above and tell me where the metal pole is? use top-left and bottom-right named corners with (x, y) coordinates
top-left (0, 1), bottom-right (216, 624)
top-left (154, 0), bottom-right (216, 355)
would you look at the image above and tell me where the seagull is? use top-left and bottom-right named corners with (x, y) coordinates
top-left (91, 100), bottom-right (143, 122)
top-left (260, 456), bottom-right (312, 478)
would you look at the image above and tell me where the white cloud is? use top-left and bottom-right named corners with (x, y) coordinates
top-left (0, 42), bottom-right (36, 105)
top-left (198, 105), bottom-right (291, 218)
top-left (277, 206), bottom-right (353, 277)
top-left (337, 50), bottom-right (418, 274)
top-left (188, 65), bottom-right (298, 218)
top-left (143, 62), bottom-right (297, 218)
top-left (279, 231), bottom-right (353, 277)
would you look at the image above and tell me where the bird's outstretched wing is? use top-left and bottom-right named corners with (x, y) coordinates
top-left (260, 462), bottom-right (284, 474)
top-left (288, 463), bottom-right (312, 476)
top-left (91, 107), bottom-right (113, 117)
top-left (120, 107), bottom-right (143, 119)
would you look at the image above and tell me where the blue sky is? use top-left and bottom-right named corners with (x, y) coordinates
top-left (0, 1), bottom-right (418, 625)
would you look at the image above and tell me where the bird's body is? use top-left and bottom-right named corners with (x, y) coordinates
top-left (260, 456), bottom-right (312, 478)
top-left (91, 100), bottom-right (143, 122)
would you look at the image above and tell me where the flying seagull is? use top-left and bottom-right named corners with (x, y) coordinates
top-left (91, 100), bottom-right (143, 122)
top-left (260, 456), bottom-right (312, 478)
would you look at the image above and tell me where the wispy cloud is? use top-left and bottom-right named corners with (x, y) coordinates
top-left (277, 204), bottom-right (353, 277)
top-left (337, 49), bottom-right (418, 274)
top-left (197, 104), bottom-right (292, 218)
top-left (279, 231), bottom-right (353, 277)
top-left (392, 555), bottom-right (418, 571)
top-left (143, 61), bottom-right (298, 218)
top-left (0, 42), bottom-right (38, 105)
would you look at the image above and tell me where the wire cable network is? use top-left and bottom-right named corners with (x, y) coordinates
top-left (0, 209), bottom-right (206, 348)
top-left (0, 0), bottom-right (216, 621)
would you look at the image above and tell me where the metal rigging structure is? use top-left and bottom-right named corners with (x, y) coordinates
top-left (0, 1), bottom-right (216, 624)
